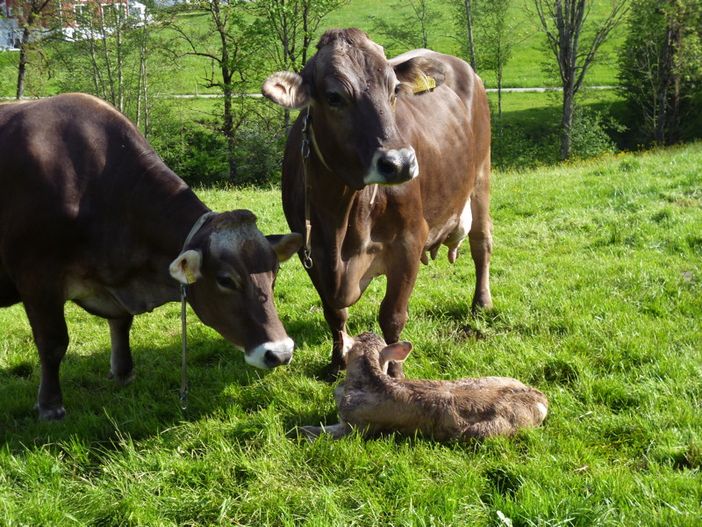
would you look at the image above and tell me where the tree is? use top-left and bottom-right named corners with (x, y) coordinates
top-left (618, 0), bottom-right (702, 145)
top-left (13, 0), bottom-right (55, 98)
top-left (452, 0), bottom-right (478, 70)
top-left (253, 0), bottom-right (348, 73)
top-left (49, 1), bottom-right (152, 127)
top-left (368, 0), bottom-right (442, 52)
top-left (534, 0), bottom-right (628, 160)
top-left (167, 0), bottom-right (265, 183)
top-left (253, 0), bottom-right (348, 129)
top-left (474, 0), bottom-right (516, 119)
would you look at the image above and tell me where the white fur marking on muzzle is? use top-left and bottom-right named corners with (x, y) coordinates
top-left (245, 337), bottom-right (294, 369)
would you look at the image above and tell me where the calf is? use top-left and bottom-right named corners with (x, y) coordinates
top-left (0, 94), bottom-right (302, 419)
top-left (301, 333), bottom-right (548, 440)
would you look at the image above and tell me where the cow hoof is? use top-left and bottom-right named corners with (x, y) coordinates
top-left (318, 363), bottom-right (342, 383)
top-left (36, 404), bottom-right (66, 421)
top-left (108, 370), bottom-right (136, 386)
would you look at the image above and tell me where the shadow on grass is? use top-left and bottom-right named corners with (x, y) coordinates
top-left (0, 336), bottom-right (273, 451)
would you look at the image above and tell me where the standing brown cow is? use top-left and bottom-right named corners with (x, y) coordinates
top-left (263, 29), bottom-right (492, 376)
top-left (0, 94), bottom-right (302, 419)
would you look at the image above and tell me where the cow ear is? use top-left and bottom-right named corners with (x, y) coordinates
top-left (267, 233), bottom-right (303, 262)
top-left (380, 341), bottom-right (413, 364)
top-left (393, 56), bottom-right (446, 94)
top-left (262, 71), bottom-right (311, 109)
top-left (169, 249), bottom-right (203, 285)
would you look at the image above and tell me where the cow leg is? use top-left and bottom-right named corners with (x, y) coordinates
top-left (379, 258), bottom-right (421, 378)
top-left (469, 170), bottom-right (493, 311)
top-left (322, 302), bottom-right (349, 380)
top-left (22, 297), bottom-right (69, 420)
top-left (108, 316), bottom-right (135, 385)
top-left (0, 270), bottom-right (20, 307)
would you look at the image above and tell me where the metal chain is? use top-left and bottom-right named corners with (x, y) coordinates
top-left (301, 108), bottom-right (314, 270)
top-left (179, 283), bottom-right (189, 410)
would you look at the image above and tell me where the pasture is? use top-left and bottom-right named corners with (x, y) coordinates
top-left (1, 143), bottom-right (701, 525)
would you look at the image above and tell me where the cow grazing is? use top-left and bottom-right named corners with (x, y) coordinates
top-left (263, 29), bottom-right (492, 376)
top-left (300, 332), bottom-right (548, 440)
top-left (0, 93), bottom-right (302, 420)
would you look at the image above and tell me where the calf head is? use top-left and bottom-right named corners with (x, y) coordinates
top-left (341, 331), bottom-right (412, 379)
top-left (263, 28), bottom-right (447, 190)
top-left (169, 210), bottom-right (302, 369)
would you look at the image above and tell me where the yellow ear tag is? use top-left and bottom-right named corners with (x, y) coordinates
top-left (412, 75), bottom-right (436, 94)
top-left (184, 268), bottom-right (197, 284)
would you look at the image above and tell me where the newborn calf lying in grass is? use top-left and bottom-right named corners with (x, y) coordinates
top-left (301, 332), bottom-right (548, 440)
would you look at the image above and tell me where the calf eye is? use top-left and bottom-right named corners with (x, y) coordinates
top-left (325, 91), bottom-right (344, 108)
top-left (394, 84), bottom-right (402, 95)
top-left (216, 275), bottom-right (239, 290)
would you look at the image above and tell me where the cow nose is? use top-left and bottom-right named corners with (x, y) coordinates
top-left (245, 337), bottom-right (294, 369)
top-left (373, 148), bottom-right (419, 184)
top-left (264, 348), bottom-right (292, 368)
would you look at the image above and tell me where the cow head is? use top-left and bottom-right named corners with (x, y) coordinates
top-left (263, 28), bottom-right (446, 190)
top-left (169, 210), bottom-right (302, 369)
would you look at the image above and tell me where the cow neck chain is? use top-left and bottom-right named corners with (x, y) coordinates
top-left (300, 107), bottom-right (317, 269)
top-left (300, 107), bottom-right (378, 270)
top-left (178, 210), bottom-right (216, 411)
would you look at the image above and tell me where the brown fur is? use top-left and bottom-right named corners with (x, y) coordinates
top-left (0, 94), bottom-right (301, 419)
top-left (263, 29), bottom-right (493, 378)
top-left (301, 333), bottom-right (548, 441)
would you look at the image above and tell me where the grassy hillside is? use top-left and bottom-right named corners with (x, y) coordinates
top-left (1, 144), bottom-right (700, 525)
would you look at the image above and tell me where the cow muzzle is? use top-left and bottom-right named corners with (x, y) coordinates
top-left (364, 147), bottom-right (419, 186)
top-left (245, 337), bottom-right (294, 369)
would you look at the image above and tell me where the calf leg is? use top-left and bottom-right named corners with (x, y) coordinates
top-left (23, 297), bottom-right (69, 420)
top-left (322, 302), bottom-right (349, 379)
top-left (108, 316), bottom-right (135, 385)
top-left (299, 422), bottom-right (353, 440)
top-left (469, 167), bottom-right (493, 311)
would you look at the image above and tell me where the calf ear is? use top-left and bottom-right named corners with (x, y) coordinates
top-left (380, 341), bottom-right (413, 364)
top-left (169, 249), bottom-right (203, 285)
top-left (267, 233), bottom-right (303, 262)
top-left (393, 56), bottom-right (446, 94)
top-left (262, 72), bottom-right (311, 109)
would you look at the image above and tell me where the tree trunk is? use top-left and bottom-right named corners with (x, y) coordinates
top-left (464, 0), bottom-right (477, 71)
top-left (223, 84), bottom-right (237, 183)
top-left (560, 81), bottom-right (575, 160)
top-left (15, 26), bottom-right (31, 99)
top-left (655, 26), bottom-right (674, 145)
top-left (497, 66), bottom-right (503, 120)
top-left (115, 9), bottom-right (124, 113)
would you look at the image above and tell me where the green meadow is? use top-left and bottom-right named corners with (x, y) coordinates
top-left (1, 143), bottom-right (700, 525)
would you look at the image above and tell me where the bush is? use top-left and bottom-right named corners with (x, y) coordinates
top-left (569, 108), bottom-right (620, 159)
top-left (492, 121), bottom-right (559, 170)
top-left (618, 0), bottom-right (702, 145)
top-left (147, 100), bottom-right (287, 188)
top-left (148, 105), bottom-right (229, 187)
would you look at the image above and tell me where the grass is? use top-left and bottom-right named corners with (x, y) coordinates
top-left (1, 143), bottom-right (701, 525)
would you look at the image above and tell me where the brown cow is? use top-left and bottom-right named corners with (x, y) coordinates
top-left (0, 93), bottom-right (302, 419)
top-left (263, 29), bottom-right (492, 376)
top-left (300, 332), bottom-right (548, 441)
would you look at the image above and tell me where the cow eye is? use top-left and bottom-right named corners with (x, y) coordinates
top-left (216, 275), bottom-right (239, 290)
top-left (325, 91), bottom-right (344, 108)
top-left (394, 84), bottom-right (402, 95)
